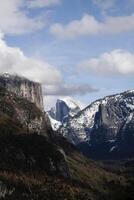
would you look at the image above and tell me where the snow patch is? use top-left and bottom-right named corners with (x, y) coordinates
top-left (48, 115), bottom-right (62, 131)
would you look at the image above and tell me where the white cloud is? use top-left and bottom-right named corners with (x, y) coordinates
top-left (43, 84), bottom-right (98, 96)
top-left (0, 0), bottom-right (60, 35)
top-left (43, 95), bottom-right (58, 110)
top-left (50, 13), bottom-right (134, 39)
top-left (0, 33), bottom-right (62, 85)
top-left (0, 33), bottom-right (98, 103)
top-left (93, 0), bottom-right (116, 11)
top-left (27, 0), bottom-right (61, 8)
top-left (78, 49), bottom-right (134, 75)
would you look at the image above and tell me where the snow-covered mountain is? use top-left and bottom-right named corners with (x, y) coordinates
top-left (60, 100), bottom-right (100, 144)
top-left (47, 115), bottom-right (62, 131)
top-left (91, 90), bottom-right (134, 144)
top-left (60, 90), bottom-right (134, 147)
top-left (47, 97), bottom-right (81, 131)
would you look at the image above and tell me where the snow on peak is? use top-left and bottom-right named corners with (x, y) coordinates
top-left (57, 96), bottom-right (80, 110)
top-left (126, 89), bottom-right (134, 93)
top-left (47, 96), bottom-right (82, 131)
top-left (59, 89), bottom-right (134, 145)
top-left (1, 72), bottom-right (10, 78)
top-left (126, 113), bottom-right (133, 124)
top-left (47, 114), bottom-right (62, 131)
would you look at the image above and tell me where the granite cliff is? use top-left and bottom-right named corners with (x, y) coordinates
top-left (47, 97), bottom-right (81, 130)
top-left (0, 73), bottom-right (45, 134)
top-left (0, 73), bottom-right (44, 111)
top-left (59, 90), bottom-right (134, 158)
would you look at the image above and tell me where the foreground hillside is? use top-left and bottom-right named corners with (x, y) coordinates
top-left (0, 110), bottom-right (133, 199)
top-left (0, 133), bottom-right (134, 200)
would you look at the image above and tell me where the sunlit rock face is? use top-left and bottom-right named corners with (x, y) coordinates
top-left (0, 73), bottom-right (45, 134)
top-left (0, 73), bottom-right (44, 111)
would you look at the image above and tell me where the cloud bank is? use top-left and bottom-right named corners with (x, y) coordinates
top-left (50, 14), bottom-right (134, 39)
top-left (78, 49), bottom-right (134, 75)
top-left (0, 0), bottom-right (45, 35)
top-left (27, 0), bottom-right (61, 8)
top-left (43, 84), bottom-right (98, 96)
top-left (0, 33), bottom-right (97, 97)
top-left (0, 32), bottom-right (61, 85)
top-left (92, 0), bottom-right (116, 11)
top-left (0, 0), bottom-right (62, 35)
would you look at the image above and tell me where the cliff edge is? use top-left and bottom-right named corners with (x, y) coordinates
top-left (0, 73), bottom-right (44, 111)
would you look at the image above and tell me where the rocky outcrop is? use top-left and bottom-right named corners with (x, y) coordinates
top-left (0, 73), bottom-right (44, 111)
top-left (0, 85), bottom-right (44, 134)
top-left (0, 74), bottom-right (71, 182)
top-left (75, 90), bottom-right (134, 158)
top-left (117, 113), bottom-right (134, 147)
top-left (91, 90), bottom-right (134, 145)
top-left (55, 98), bottom-right (80, 122)
top-left (0, 74), bottom-right (46, 134)
top-left (47, 97), bottom-right (81, 131)
top-left (59, 100), bottom-right (100, 145)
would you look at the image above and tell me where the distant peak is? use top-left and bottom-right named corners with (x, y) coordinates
top-left (1, 72), bottom-right (10, 78)
top-left (126, 89), bottom-right (134, 93)
top-left (57, 96), bottom-right (81, 110)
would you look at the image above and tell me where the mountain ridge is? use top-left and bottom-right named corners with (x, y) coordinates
top-left (59, 89), bottom-right (134, 158)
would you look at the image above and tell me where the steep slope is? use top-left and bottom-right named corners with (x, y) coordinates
top-left (0, 85), bottom-right (44, 134)
top-left (60, 90), bottom-right (134, 149)
top-left (0, 73), bottom-right (44, 111)
top-left (92, 90), bottom-right (134, 143)
top-left (47, 114), bottom-right (62, 131)
top-left (56, 97), bottom-right (81, 121)
top-left (88, 90), bottom-right (134, 158)
top-left (60, 99), bottom-right (100, 144)
top-left (47, 97), bottom-right (81, 130)
top-left (1, 133), bottom-right (134, 200)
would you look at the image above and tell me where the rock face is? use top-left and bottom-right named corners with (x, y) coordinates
top-left (0, 74), bottom-right (71, 182)
top-left (0, 73), bottom-right (44, 111)
top-left (60, 90), bottom-right (134, 150)
top-left (91, 90), bottom-right (134, 145)
top-left (47, 97), bottom-right (81, 131)
top-left (0, 74), bottom-right (45, 134)
top-left (59, 100), bottom-right (100, 144)
top-left (56, 98), bottom-right (81, 122)
top-left (119, 113), bottom-right (134, 142)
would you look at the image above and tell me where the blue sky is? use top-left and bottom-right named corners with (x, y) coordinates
top-left (0, 0), bottom-right (134, 109)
